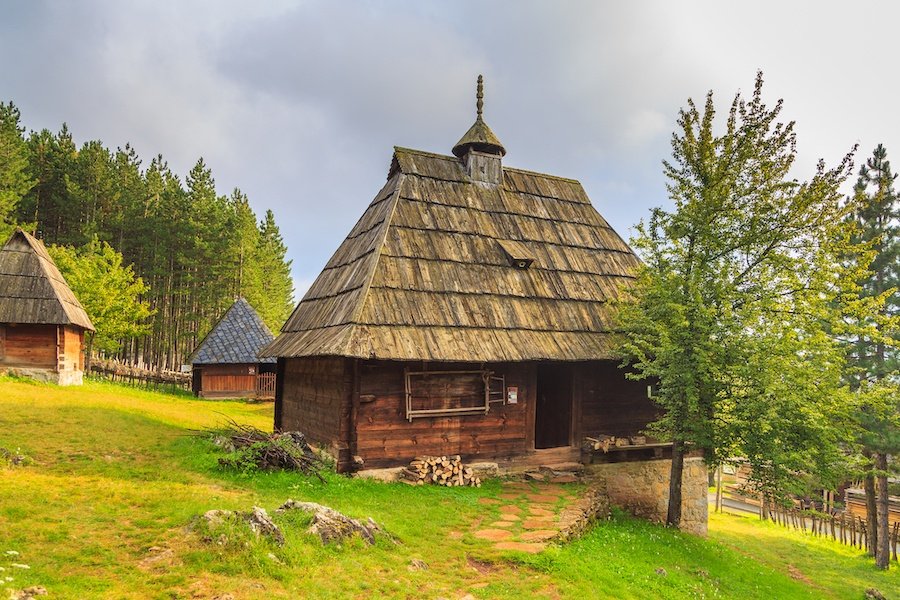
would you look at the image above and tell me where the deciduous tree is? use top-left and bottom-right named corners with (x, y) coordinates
top-left (618, 73), bottom-right (860, 527)
top-left (49, 238), bottom-right (153, 369)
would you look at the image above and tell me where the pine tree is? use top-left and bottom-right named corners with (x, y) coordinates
top-left (227, 188), bottom-right (261, 298)
top-left (66, 139), bottom-right (117, 244)
top-left (251, 209), bottom-right (294, 332)
top-left (20, 125), bottom-right (76, 243)
top-left (0, 102), bottom-right (34, 238)
top-left (846, 144), bottom-right (900, 570)
top-left (5, 103), bottom-right (296, 370)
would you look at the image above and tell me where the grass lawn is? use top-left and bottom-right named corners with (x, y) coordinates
top-left (1, 376), bottom-right (897, 599)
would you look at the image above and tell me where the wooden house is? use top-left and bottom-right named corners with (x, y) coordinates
top-left (263, 77), bottom-right (658, 473)
top-left (0, 228), bottom-right (94, 385)
top-left (190, 297), bottom-right (276, 399)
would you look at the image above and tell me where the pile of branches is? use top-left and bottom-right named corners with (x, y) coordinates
top-left (1, 447), bottom-right (30, 467)
top-left (205, 419), bottom-right (326, 482)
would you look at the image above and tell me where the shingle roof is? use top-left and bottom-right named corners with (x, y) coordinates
top-left (190, 298), bottom-right (275, 365)
top-left (261, 146), bottom-right (640, 363)
top-left (0, 229), bottom-right (94, 330)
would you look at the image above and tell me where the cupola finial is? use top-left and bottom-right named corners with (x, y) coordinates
top-left (452, 74), bottom-right (506, 159)
top-left (476, 74), bottom-right (484, 120)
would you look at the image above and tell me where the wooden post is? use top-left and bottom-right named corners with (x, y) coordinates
top-left (715, 464), bottom-right (723, 513)
top-left (840, 514), bottom-right (845, 544)
top-left (891, 521), bottom-right (900, 562)
top-left (861, 517), bottom-right (867, 550)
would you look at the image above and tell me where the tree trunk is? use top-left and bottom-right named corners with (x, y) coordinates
top-left (84, 332), bottom-right (94, 373)
top-left (865, 464), bottom-right (879, 557)
top-left (875, 452), bottom-right (890, 570)
top-left (666, 439), bottom-right (684, 527)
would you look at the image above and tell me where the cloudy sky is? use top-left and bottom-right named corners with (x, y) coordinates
top-left (3, 1), bottom-right (897, 298)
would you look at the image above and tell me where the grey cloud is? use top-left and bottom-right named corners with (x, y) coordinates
top-left (2, 1), bottom-right (898, 298)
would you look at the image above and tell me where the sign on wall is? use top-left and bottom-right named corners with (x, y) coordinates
top-left (507, 386), bottom-right (518, 404)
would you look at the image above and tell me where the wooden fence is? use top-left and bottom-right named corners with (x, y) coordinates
top-left (256, 372), bottom-right (276, 399)
top-left (89, 359), bottom-right (192, 394)
top-left (767, 504), bottom-right (899, 562)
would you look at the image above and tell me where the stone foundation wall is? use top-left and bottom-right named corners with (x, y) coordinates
top-left (56, 368), bottom-right (84, 386)
top-left (1, 367), bottom-right (83, 386)
top-left (585, 457), bottom-right (708, 536)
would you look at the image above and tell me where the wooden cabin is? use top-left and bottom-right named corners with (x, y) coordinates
top-left (190, 298), bottom-right (276, 399)
top-left (263, 77), bottom-right (658, 473)
top-left (0, 229), bottom-right (94, 385)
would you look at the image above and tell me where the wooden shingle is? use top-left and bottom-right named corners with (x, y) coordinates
top-left (0, 229), bottom-right (94, 330)
top-left (262, 147), bottom-right (640, 362)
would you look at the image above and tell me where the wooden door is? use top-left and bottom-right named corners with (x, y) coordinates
top-left (535, 363), bottom-right (573, 448)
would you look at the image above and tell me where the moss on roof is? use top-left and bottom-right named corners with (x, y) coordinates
top-left (262, 147), bottom-right (639, 363)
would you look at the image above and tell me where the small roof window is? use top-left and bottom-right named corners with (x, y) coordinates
top-left (497, 240), bottom-right (535, 270)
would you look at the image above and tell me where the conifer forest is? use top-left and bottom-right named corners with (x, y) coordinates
top-left (0, 101), bottom-right (295, 370)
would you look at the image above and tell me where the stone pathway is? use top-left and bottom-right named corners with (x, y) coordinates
top-left (472, 481), bottom-right (581, 553)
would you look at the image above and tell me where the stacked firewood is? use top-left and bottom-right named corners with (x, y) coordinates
top-left (400, 455), bottom-right (481, 487)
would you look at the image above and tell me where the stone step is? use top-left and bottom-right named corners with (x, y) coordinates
top-left (540, 462), bottom-right (584, 473)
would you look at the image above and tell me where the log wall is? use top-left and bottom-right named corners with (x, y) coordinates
top-left (0, 324), bottom-right (58, 368)
top-left (279, 357), bottom-right (352, 468)
top-left (276, 358), bottom-right (661, 473)
top-left (354, 360), bottom-right (534, 469)
top-left (578, 361), bottom-right (659, 439)
top-left (198, 363), bottom-right (258, 398)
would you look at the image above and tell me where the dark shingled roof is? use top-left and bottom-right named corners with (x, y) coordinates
top-left (190, 298), bottom-right (275, 365)
top-left (260, 145), bottom-right (640, 363)
top-left (0, 229), bottom-right (94, 330)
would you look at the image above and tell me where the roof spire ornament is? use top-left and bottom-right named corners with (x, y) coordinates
top-left (476, 74), bottom-right (484, 120)
top-left (452, 74), bottom-right (506, 158)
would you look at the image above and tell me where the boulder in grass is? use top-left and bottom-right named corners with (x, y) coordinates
top-left (11, 586), bottom-right (48, 600)
top-left (277, 500), bottom-right (386, 545)
top-left (202, 506), bottom-right (285, 546)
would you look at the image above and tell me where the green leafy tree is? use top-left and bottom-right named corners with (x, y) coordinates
top-left (0, 101), bottom-right (33, 238)
top-left (617, 73), bottom-right (861, 527)
top-left (49, 238), bottom-right (153, 368)
top-left (845, 144), bottom-right (900, 569)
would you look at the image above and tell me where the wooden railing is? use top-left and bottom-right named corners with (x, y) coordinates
top-left (89, 358), bottom-right (191, 393)
top-left (765, 504), bottom-right (899, 562)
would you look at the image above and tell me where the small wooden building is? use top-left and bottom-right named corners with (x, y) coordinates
top-left (0, 229), bottom-right (94, 385)
top-left (263, 78), bottom-right (658, 472)
top-left (190, 298), bottom-right (276, 399)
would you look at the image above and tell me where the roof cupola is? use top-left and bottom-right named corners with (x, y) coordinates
top-left (452, 75), bottom-right (506, 158)
top-left (453, 75), bottom-right (505, 184)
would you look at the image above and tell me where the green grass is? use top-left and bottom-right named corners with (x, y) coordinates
top-left (1, 376), bottom-right (897, 599)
